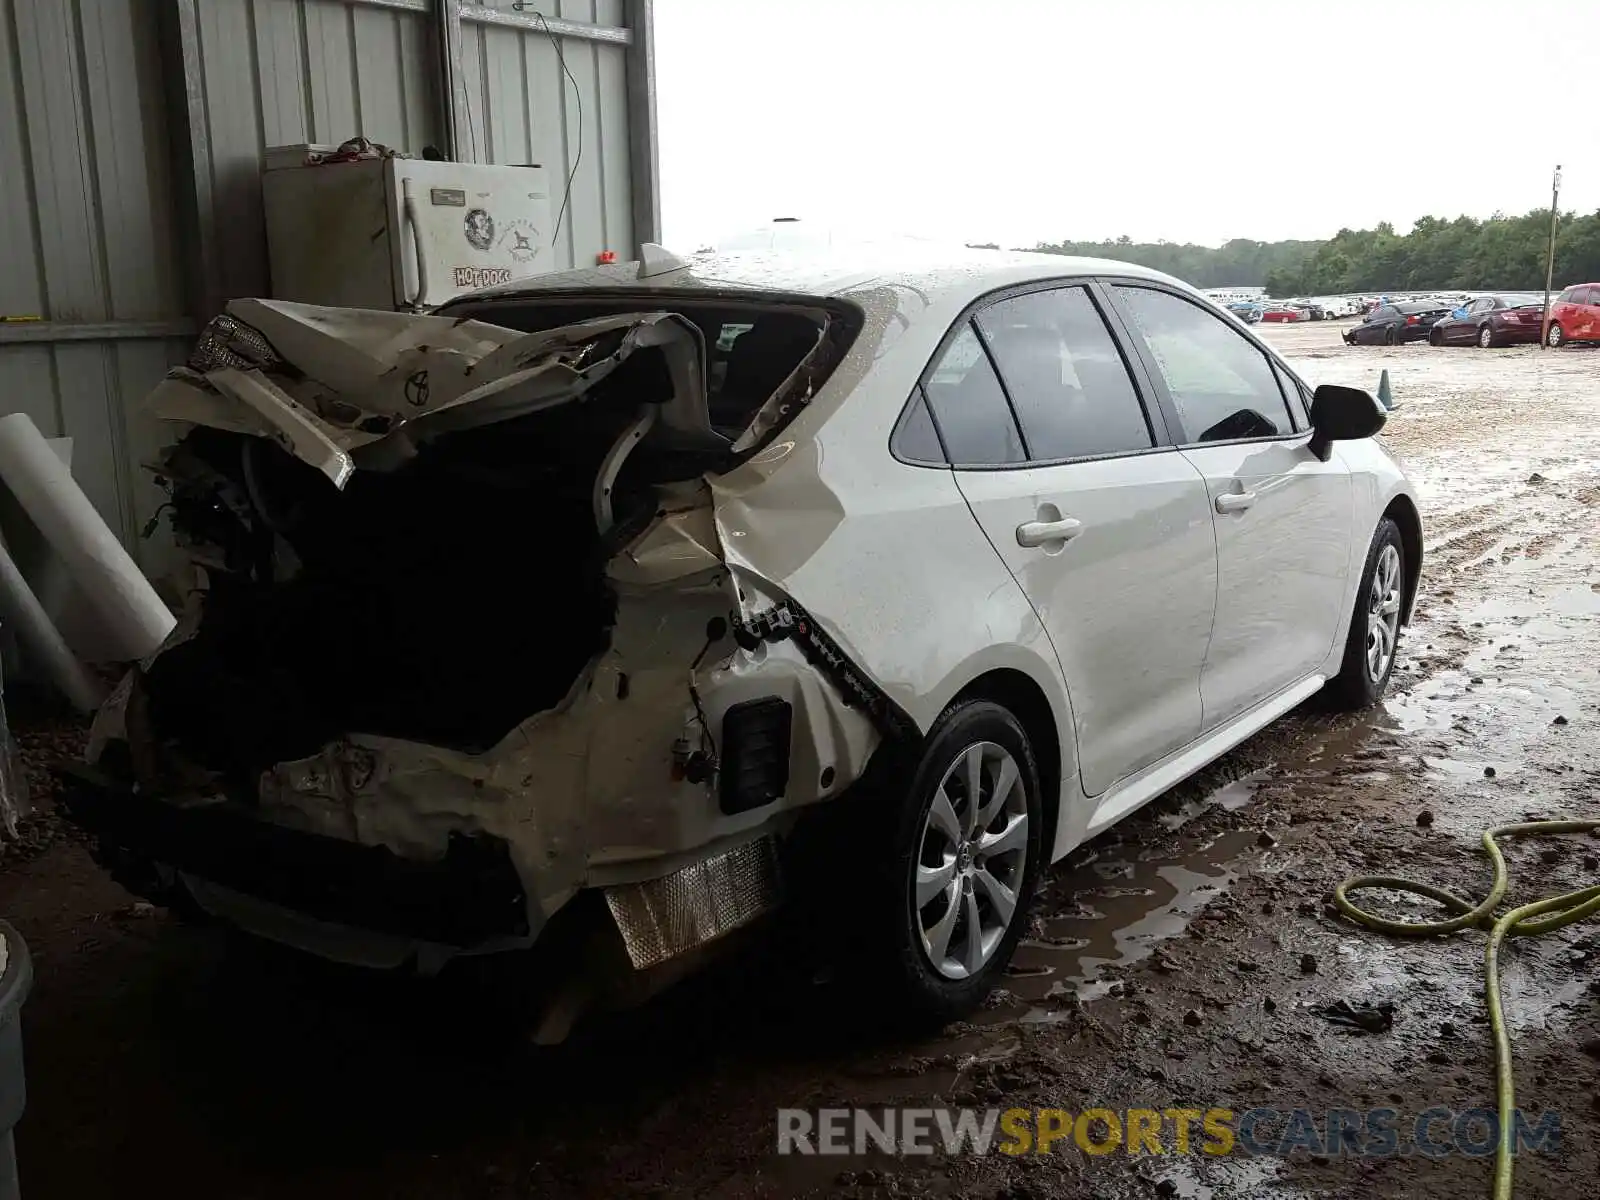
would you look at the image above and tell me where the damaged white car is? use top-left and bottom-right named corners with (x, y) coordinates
top-left (63, 245), bottom-right (1421, 1037)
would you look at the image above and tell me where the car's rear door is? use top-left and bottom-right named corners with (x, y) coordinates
top-left (1104, 282), bottom-right (1353, 732)
top-left (1465, 297), bottom-right (1495, 343)
top-left (920, 282), bottom-right (1217, 799)
top-left (1364, 307), bottom-right (1394, 343)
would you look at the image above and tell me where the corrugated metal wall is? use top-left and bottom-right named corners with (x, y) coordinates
top-left (0, 0), bottom-right (644, 578)
top-left (194, 0), bottom-right (441, 300)
top-left (460, 1), bottom-right (633, 265)
top-left (0, 0), bottom-right (190, 567)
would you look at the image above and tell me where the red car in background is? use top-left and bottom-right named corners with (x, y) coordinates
top-left (1428, 295), bottom-right (1546, 348)
top-left (1546, 284), bottom-right (1600, 347)
top-left (1260, 303), bottom-right (1303, 322)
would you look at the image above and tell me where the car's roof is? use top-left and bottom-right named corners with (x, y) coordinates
top-left (458, 237), bottom-right (1187, 314)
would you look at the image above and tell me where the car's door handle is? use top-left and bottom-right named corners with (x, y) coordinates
top-left (1016, 517), bottom-right (1083, 548)
top-left (1214, 490), bottom-right (1257, 514)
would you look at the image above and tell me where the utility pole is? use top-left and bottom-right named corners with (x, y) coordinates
top-left (1541, 165), bottom-right (1562, 349)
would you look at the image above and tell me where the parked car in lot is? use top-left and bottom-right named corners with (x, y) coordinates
top-left (62, 244), bottom-right (1421, 1032)
top-left (1260, 302), bottom-right (1304, 323)
top-left (1343, 301), bottom-right (1450, 345)
top-left (1546, 283), bottom-right (1600, 347)
top-left (1226, 301), bottom-right (1264, 324)
top-left (1316, 297), bottom-right (1362, 319)
top-left (1428, 295), bottom-right (1546, 347)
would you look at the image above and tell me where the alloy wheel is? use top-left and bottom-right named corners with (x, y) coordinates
top-left (914, 741), bottom-right (1030, 980)
top-left (1548, 324), bottom-right (1564, 348)
top-left (1478, 326), bottom-right (1493, 348)
top-left (1366, 543), bottom-right (1403, 683)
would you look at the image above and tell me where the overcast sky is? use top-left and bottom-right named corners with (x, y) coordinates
top-left (654, 0), bottom-right (1593, 250)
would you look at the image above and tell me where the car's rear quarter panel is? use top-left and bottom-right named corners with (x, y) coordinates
top-left (708, 278), bottom-right (1078, 800)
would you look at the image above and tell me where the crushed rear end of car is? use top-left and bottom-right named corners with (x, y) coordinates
top-left (60, 294), bottom-right (894, 1039)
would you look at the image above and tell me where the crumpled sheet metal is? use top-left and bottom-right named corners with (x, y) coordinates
top-left (147, 302), bottom-right (719, 488)
top-left (602, 836), bottom-right (781, 969)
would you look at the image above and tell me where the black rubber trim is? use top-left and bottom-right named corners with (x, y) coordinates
top-left (57, 763), bottom-right (529, 946)
top-left (732, 600), bottom-right (919, 741)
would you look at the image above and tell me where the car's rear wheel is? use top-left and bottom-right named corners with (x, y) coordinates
top-left (868, 700), bottom-right (1043, 1025)
top-left (1325, 517), bottom-right (1405, 710)
top-left (1478, 324), bottom-right (1497, 348)
top-left (1547, 323), bottom-right (1565, 348)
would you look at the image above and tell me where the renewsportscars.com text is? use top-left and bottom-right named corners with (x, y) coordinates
top-left (777, 1106), bottom-right (1561, 1159)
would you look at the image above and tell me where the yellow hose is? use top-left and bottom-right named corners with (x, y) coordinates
top-left (1334, 820), bottom-right (1600, 1199)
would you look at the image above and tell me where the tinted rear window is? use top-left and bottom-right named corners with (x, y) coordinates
top-left (922, 323), bottom-right (1026, 467)
top-left (975, 287), bottom-right (1154, 461)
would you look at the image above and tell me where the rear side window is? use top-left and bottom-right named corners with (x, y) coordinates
top-left (1113, 285), bottom-right (1295, 444)
top-left (891, 388), bottom-right (947, 464)
top-left (1579, 287), bottom-right (1598, 305)
top-left (921, 323), bottom-right (1026, 466)
top-left (974, 287), bottom-right (1154, 461)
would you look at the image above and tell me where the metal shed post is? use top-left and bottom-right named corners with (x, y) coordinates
top-left (623, 0), bottom-right (661, 252)
top-left (434, 0), bottom-right (467, 161)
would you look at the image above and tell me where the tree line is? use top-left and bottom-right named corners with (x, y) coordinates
top-left (991, 210), bottom-right (1600, 296)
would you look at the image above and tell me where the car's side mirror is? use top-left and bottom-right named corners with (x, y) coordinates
top-left (1308, 384), bottom-right (1386, 461)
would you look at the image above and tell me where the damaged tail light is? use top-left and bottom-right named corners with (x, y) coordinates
top-left (188, 313), bottom-right (280, 373)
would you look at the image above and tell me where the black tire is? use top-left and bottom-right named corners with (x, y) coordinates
top-left (1324, 517), bottom-right (1406, 710)
top-left (1384, 325), bottom-right (1398, 346)
top-left (1547, 323), bottom-right (1564, 348)
top-left (1477, 324), bottom-right (1497, 349)
top-left (1428, 328), bottom-right (1442, 347)
top-left (865, 699), bottom-right (1044, 1026)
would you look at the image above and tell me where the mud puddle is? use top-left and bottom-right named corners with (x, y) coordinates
top-left (994, 776), bottom-right (1277, 1015)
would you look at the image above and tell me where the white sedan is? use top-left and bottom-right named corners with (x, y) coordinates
top-left (67, 242), bottom-right (1420, 1035)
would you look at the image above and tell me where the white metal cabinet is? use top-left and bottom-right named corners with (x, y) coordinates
top-left (263, 150), bottom-right (553, 309)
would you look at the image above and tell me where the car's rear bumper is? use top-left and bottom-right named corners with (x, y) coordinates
top-left (1491, 323), bottom-right (1543, 344)
top-left (58, 763), bottom-right (532, 947)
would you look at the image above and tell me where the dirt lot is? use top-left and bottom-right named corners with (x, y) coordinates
top-left (4, 321), bottom-right (1600, 1199)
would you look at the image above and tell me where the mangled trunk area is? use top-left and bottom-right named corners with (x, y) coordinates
top-left (143, 301), bottom-right (739, 778)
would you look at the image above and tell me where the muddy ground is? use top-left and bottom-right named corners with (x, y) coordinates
top-left (3, 320), bottom-right (1600, 1199)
